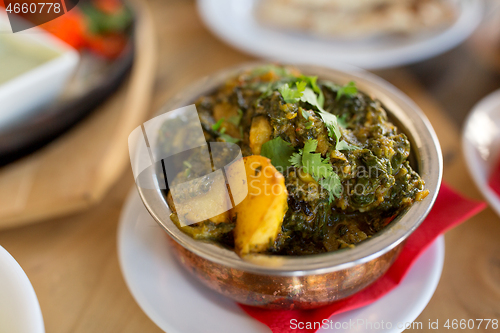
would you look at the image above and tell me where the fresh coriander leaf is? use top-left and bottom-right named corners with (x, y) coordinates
top-left (319, 173), bottom-right (342, 202)
top-left (289, 152), bottom-right (302, 168)
top-left (336, 81), bottom-right (358, 101)
top-left (336, 140), bottom-right (360, 151)
top-left (219, 127), bottom-right (226, 134)
top-left (289, 139), bottom-right (341, 202)
top-left (212, 118), bottom-right (224, 131)
top-left (278, 81), bottom-right (307, 104)
top-left (319, 111), bottom-right (342, 146)
top-left (305, 121), bottom-right (314, 129)
top-left (227, 109), bottom-right (243, 126)
top-left (303, 151), bottom-right (332, 181)
top-left (218, 133), bottom-right (240, 144)
top-left (296, 80), bottom-right (307, 93)
top-left (301, 108), bottom-right (311, 120)
top-left (337, 114), bottom-right (349, 128)
top-left (300, 87), bottom-right (325, 113)
top-left (260, 137), bottom-right (296, 171)
top-left (301, 139), bottom-right (333, 181)
top-left (300, 75), bottom-right (325, 108)
top-left (278, 83), bottom-right (302, 104)
top-left (302, 139), bottom-right (318, 156)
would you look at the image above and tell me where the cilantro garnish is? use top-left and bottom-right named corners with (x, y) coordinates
top-left (260, 137), bottom-right (295, 171)
top-left (211, 117), bottom-right (240, 143)
top-left (218, 133), bottom-right (240, 144)
top-left (278, 81), bottom-right (306, 104)
top-left (301, 108), bottom-right (311, 120)
top-left (276, 78), bottom-right (361, 152)
top-left (336, 81), bottom-right (358, 101)
top-left (289, 139), bottom-right (342, 202)
top-left (300, 75), bottom-right (325, 108)
top-left (319, 174), bottom-right (342, 202)
top-left (300, 87), bottom-right (325, 113)
top-left (227, 109), bottom-right (243, 126)
top-left (336, 140), bottom-right (360, 151)
top-left (337, 114), bottom-right (349, 128)
top-left (212, 118), bottom-right (224, 131)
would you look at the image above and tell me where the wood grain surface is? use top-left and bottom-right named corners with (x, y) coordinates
top-left (0, 0), bottom-right (499, 332)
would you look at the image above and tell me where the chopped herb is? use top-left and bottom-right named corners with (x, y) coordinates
top-left (301, 140), bottom-right (332, 180)
top-left (300, 87), bottom-right (325, 113)
top-left (277, 78), bottom-right (356, 151)
top-left (336, 140), bottom-right (360, 151)
top-left (301, 108), bottom-right (311, 120)
top-left (227, 109), bottom-right (243, 126)
top-left (218, 133), bottom-right (240, 144)
top-left (305, 121), bottom-right (314, 129)
top-left (319, 111), bottom-right (342, 147)
top-left (337, 114), bottom-right (349, 128)
top-left (288, 139), bottom-right (342, 202)
top-left (336, 81), bottom-right (358, 101)
top-left (300, 75), bottom-right (325, 108)
top-left (289, 151), bottom-right (302, 168)
top-left (261, 137), bottom-right (296, 171)
top-left (319, 174), bottom-right (342, 202)
top-left (278, 81), bottom-right (306, 104)
top-left (212, 118), bottom-right (224, 131)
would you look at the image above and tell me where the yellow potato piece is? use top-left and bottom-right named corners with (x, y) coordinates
top-left (233, 155), bottom-right (288, 255)
top-left (249, 116), bottom-right (273, 155)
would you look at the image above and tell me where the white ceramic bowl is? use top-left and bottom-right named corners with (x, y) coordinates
top-left (0, 246), bottom-right (44, 333)
top-left (0, 10), bottom-right (79, 129)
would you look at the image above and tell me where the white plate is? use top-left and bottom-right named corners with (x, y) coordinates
top-left (0, 246), bottom-right (44, 333)
top-left (463, 89), bottom-right (500, 217)
top-left (197, 0), bottom-right (483, 70)
top-left (118, 189), bottom-right (444, 333)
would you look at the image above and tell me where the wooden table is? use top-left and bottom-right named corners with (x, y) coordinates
top-left (1, 1), bottom-right (499, 332)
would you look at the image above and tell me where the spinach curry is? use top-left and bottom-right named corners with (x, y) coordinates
top-left (164, 65), bottom-right (428, 256)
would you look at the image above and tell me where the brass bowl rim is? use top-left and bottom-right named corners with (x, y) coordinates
top-left (136, 62), bottom-right (443, 276)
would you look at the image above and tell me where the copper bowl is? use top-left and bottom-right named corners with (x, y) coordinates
top-left (135, 63), bottom-right (443, 309)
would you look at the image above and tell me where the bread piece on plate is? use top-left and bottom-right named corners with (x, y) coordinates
top-left (256, 0), bottom-right (456, 39)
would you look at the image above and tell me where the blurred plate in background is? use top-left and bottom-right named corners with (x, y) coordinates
top-left (463, 89), bottom-right (500, 217)
top-left (198, 0), bottom-right (483, 69)
top-left (0, 246), bottom-right (44, 333)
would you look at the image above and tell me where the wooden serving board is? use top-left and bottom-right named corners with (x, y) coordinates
top-left (0, 0), bottom-right (157, 230)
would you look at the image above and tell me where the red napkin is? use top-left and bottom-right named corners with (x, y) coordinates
top-left (239, 183), bottom-right (486, 333)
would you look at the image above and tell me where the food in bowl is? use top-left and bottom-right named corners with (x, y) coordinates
top-left (256, 0), bottom-right (457, 39)
top-left (162, 65), bottom-right (429, 257)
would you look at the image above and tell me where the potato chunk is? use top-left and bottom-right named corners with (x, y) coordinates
top-left (233, 156), bottom-right (288, 255)
top-left (249, 116), bottom-right (273, 155)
